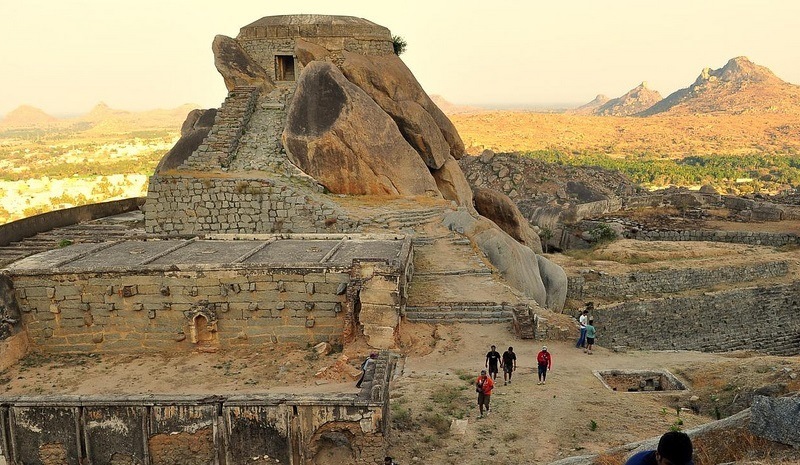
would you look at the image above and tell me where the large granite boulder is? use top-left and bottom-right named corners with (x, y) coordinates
top-left (282, 61), bottom-right (441, 196)
top-left (155, 109), bottom-right (217, 173)
top-left (474, 188), bottom-right (543, 254)
top-left (212, 35), bottom-right (274, 92)
top-left (294, 38), bottom-right (331, 67)
top-left (432, 156), bottom-right (475, 211)
top-left (443, 210), bottom-right (549, 308)
top-left (338, 51), bottom-right (465, 165)
top-left (536, 255), bottom-right (567, 311)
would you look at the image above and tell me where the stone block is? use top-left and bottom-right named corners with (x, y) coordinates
top-left (359, 304), bottom-right (399, 328)
top-left (362, 325), bottom-right (396, 350)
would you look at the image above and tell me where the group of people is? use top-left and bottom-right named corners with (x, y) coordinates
top-left (475, 344), bottom-right (553, 417)
top-left (575, 302), bottom-right (597, 354)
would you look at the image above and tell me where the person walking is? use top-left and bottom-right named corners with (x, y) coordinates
top-left (475, 369), bottom-right (494, 417)
top-left (536, 346), bottom-right (552, 385)
top-left (576, 308), bottom-right (589, 348)
top-left (501, 346), bottom-right (517, 385)
top-left (585, 319), bottom-right (597, 355)
top-left (485, 345), bottom-right (501, 381)
top-left (625, 431), bottom-right (694, 465)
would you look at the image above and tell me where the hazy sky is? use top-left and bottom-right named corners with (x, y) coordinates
top-left (2, 0), bottom-right (800, 117)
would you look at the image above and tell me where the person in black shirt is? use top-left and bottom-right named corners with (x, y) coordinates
top-left (501, 346), bottom-right (517, 385)
top-left (485, 345), bottom-right (501, 380)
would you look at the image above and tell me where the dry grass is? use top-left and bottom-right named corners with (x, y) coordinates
top-left (451, 112), bottom-right (800, 157)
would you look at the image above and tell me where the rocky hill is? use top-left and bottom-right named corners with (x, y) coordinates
top-left (0, 105), bottom-right (57, 127)
top-left (430, 94), bottom-right (483, 115)
top-left (570, 94), bottom-right (609, 115)
top-left (595, 82), bottom-right (662, 116)
top-left (640, 56), bottom-right (800, 116)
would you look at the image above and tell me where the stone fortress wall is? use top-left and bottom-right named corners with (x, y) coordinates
top-left (591, 283), bottom-right (800, 355)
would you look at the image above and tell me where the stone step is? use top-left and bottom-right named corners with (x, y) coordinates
top-left (405, 302), bottom-right (514, 323)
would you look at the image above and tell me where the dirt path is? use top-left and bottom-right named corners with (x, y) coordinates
top-left (388, 322), bottom-right (800, 465)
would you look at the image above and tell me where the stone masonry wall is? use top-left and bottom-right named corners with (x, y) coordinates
top-left (13, 267), bottom-right (354, 352)
top-left (239, 35), bottom-right (392, 83)
top-left (144, 175), bottom-right (356, 235)
top-left (0, 393), bottom-right (389, 465)
top-left (628, 229), bottom-right (799, 247)
top-left (592, 283), bottom-right (800, 355)
top-left (567, 261), bottom-right (789, 300)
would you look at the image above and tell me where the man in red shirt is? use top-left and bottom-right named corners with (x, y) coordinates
top-left (475, 369), bottom-right (494, 417)
top-left (537, 346), bottom-right (552, 385)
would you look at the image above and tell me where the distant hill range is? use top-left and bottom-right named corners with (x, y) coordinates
top-left (0, 102), bottom-right (198, 131)
top-left (576, 56), bottom-right (800, 117)
top-left (430, 95), bottom-right (483, 115)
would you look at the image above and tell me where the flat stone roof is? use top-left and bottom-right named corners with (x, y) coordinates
top-left (4, 234), bottom-right (408, 275)
top-left (238, 14), bottom-right (391, 41)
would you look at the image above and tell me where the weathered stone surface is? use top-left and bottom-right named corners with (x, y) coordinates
top-left (212, 35), bottom-right (274, 92)
top-left (442, 210), bottom-right (549, 309)
top-left (536, 255), bottom-right (567, 311)
top-left (474, 188), bottom-right (543, 254)
top-left (339, 51), bottom-right (465, 162)
top-left (750, 395), bottom-right (800, 447)
top-left (432, 156), bottom-right (475, 211)
top-left (282, 61), bottom-right (440, 196)
top-left (155, 109), bottom-right (217, 173)
top-left (294, 38), bottom-right (330, 67)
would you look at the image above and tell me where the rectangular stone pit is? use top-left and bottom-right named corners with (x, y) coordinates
top-left (595, 369), bottom-right (687, 392)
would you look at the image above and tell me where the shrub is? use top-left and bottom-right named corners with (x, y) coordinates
top-left (392, 35), bottom-right (407, 55)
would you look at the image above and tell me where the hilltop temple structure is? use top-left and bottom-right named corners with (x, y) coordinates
top-left (0, 14), bottom-right (567, 465)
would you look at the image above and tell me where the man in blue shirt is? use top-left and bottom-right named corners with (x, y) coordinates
top-left (625, 431), bottom-right (693, 465)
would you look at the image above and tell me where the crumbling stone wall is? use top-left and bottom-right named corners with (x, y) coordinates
top-left (13, 266), bottom-right (353, 352)
top-left (567, 261), bottom-right (789, 300)
top-left (593, 283), bottom-right (800, 355)
top-left (144, 175), bottom-right (356, 235)
top-left (0, 392), bottom-right (390, 465)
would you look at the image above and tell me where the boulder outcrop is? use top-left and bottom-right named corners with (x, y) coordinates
top-left (443, 210), bottom-right (558, 309)
top-left (282, 61), bottom-right (441, 196)
top-left (338, 51), bottom-right (465, 164)
top-left (212, 35), bottom-right (274, 93)
top-left (155, 109), bottom-right (217, 173)
top-left (474, 187), bottom-right (542, 253)
top-left (432, 156), bottom-right (475, 211)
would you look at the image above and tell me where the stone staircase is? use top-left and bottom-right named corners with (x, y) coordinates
top-left (404, 222), bottom-right (526, 324)
top-left (357, 207), bottom-right (445, 232)
top-left (181, 86), bottom-right (260, 170)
